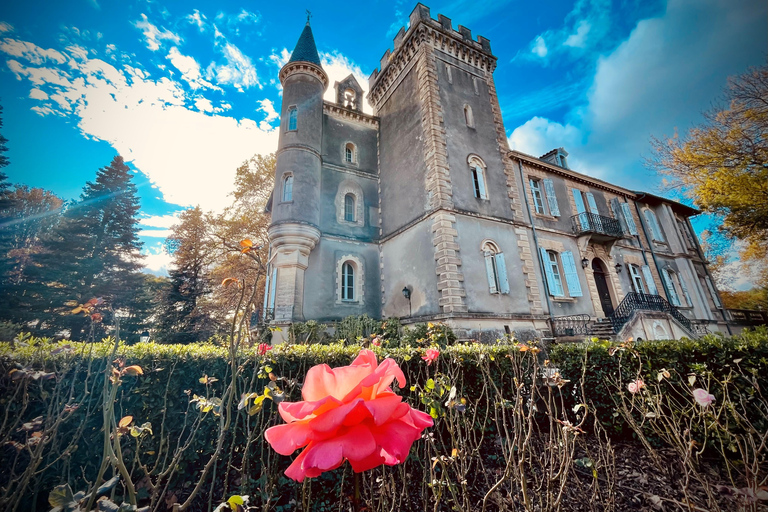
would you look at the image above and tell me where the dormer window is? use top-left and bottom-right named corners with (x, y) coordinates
top-left (558, 154), bottom-right (568, 168)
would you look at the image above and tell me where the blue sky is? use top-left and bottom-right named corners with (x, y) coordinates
top-left (0, 0), bottom-right (764, 283)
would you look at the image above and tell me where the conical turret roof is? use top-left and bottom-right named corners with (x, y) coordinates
top-left (288, 22), bottom-right (321, 66)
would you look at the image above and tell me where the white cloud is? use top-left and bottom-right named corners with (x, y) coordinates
top-left (0, 22), bottom-right (14, 33)
top-left (138, 228), bottom-right (172, 238)
top-left (564, 20), bottom-right (591, 48)
top-left (2, 37), bottom-right (279, 212)
top-left (216, 9), bottom-right (261, 36)
top-left (207, 41), bottom-right (259, 90)
top-left (166, 46), bottom-right (218, 90)
top-left (29, 88), bottom-right (48, 100)
top-left (0, 39), bottom-right (67, 64)
top-left (508, 0), bottom-right (766, 187)
top-left (256, 98), bottom-right (278, 129)
top-left (186, 10), bottom-right (207, 32)
top-left (139, 213), bottom-right (180, 229)
top-left (142, 242), bottom-right (172, 276)
top-left (531, 36), bottom-right (548, 58)
top-left (195, 97), bottom-right (214, 112)
top-left (269, 48), bottom-right (290, 69)
top-left (133, 14), bottom-right (181, 52)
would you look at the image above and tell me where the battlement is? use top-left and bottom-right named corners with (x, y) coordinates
top-left (368, 3), bottom-right (494, 91)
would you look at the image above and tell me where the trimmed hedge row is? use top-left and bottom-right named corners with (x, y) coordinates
top-left (1, 326), bottom-right (766, 511)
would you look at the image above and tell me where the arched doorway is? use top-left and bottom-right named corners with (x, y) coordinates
top-left (592, 258), bottom-right (614, 317)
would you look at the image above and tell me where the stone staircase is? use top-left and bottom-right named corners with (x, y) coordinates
top-left (591, 318), bottom-right (615, 340)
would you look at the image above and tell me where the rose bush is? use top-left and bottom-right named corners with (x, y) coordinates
top-left (264, 349), bottom-right (433, 481)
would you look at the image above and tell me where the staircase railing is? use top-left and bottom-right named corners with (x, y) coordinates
top-left (609, 292), bottom-right (692, 334)
top-left (551, 314), bottom-right (592, 337)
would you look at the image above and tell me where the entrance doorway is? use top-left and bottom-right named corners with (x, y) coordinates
top-left (592, 259), bottom-right (614, 317)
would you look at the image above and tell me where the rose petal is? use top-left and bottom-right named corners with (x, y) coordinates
top-left (278, 396), bottom-right (342, 423)
top-left (309, 398), bottom-right (369, 433)
top-left (301, 424), bottom-right (377, 473)
top-left (265, 423), bottom-right (313, 455)
top-left (365, 394), bottom-right (403, 426)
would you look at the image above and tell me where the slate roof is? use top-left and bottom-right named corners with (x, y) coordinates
top-left (288, 22), bottom-right (321, 66)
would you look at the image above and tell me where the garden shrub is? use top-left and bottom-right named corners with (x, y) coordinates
top-left (0, 327), bottom-right (765, 511)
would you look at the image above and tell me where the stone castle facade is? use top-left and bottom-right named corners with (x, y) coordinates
top-left (263, 4), bottom-right (732, 341)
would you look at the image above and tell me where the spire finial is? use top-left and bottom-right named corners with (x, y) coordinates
top-left (306, 9), bottom-right (312, 25)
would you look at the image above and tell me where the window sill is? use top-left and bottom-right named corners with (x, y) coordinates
top-left (279, 200), bottom-right (294, 205)
top-left (551, 296), bottom-right (577, 303)
top-left (533, 212), bottom-right (558, 221)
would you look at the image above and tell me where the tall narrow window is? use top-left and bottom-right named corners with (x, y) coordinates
top-left (341, 262), bottom-right (354, 301)
top-left (288, 107), bottom-right (297, 131)
top-left (628, 264), bottom-right (646, 294)
top-left (472, 166), bottom-right (487, 199)
top-left (540, 250), bottom-right (564, 297)
top-left (482, 241), bottom-right (509, 294)
top-left (661, 268), bottom-right (681, 306)
top-left (344, 143), bottom-right (356, 164)
top-left (464, 104), bottom-right (474, 128)
top-left (282, 174), bottom-right (293, 202)
top-left (644, 209), bottom-right (665, 241)
top-left (344, 194), bottom-right (355, 222)
top-left (530, 179), bottom-right (545, 214)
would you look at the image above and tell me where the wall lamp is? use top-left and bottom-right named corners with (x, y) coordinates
top-left (402, 286), bottom-right (412, 317)
top-left (581, 257), bottom-right (589, 268)
top-left (615, 263), bottom-right (623, 273)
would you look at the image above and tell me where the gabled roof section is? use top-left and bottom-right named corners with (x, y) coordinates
top-left (288, 22), bottom-right (321, 66)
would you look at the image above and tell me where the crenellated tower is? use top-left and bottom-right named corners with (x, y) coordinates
top-left (267, 20), bottom-right (328, 325)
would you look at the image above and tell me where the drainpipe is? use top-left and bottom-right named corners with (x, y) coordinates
top-left (685, 217), bottom-right (732, 335)
top-left (514, 157), bottom-right (554, 329)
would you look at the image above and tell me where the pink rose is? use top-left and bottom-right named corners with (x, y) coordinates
top-left (265, 350), bottom-right (433, 481)
top-left (693, 388), bottom-right (715, 407)
top-left (422, 348), bottom-right (440, 366)
top-left (627, 379), bottom-right (645, 394)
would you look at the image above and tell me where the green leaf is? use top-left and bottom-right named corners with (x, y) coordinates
top-left (426, 379), bottom-right (435, 390)
top-left (228, 495), bottom-right (245, 508)
top-left (49, 484), bottom-right (75, 509)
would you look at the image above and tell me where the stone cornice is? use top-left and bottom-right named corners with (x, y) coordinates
top-left (323, 162), bottom-right (378, 180)
top-left (323, 102), bottom-right (379, 127)
top-left (509, 150), bottom-right (637, 197)
top-left (279, 61), bottom-right (328, 90)
top-left (277, 143), bottom-right (321, 159)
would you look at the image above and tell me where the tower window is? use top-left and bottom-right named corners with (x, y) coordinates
top-left (344, 143), bottom-right (356, 164)
top-left (288, 107), bottom-right (297, 131)
top-left (468, 156), bottom-right (488, 200)
top-left (344, 194), bottom-right (356, 222)
top-left (341, 262), bottom-right (354, 301)
top-left (282, 174), bottom-right (293, 202)
top-left (464, 104), bottom-right (474, 128)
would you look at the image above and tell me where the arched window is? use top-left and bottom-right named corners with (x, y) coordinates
top-left (344, 193), bottom-right (356, 222)
top-left (468, 155), bottom-right (487, 200)
top-left (288, 107), bottom-right (297, 131)
top-left (464, 104), bottom-right (474, 128)
top-left (482, 241), bottom-right (509, 294)
top-left (344, 143), bottom-right (356, 164)
top-left (643, 209), bottom-right (665, 242)
top-left (341, 262), bottom-right (354, 301)
top-left (282, 174), bottom-right (293, 202)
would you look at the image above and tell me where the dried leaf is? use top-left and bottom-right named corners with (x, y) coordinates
top-left (222, 277), bottom-right (239, 287)
top-left (121, 365), bottom-right (144, 377)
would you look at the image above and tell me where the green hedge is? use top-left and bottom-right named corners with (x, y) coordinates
top-left (1, 327), bottom-right (766, 511)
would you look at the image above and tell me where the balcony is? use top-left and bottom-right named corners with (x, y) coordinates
top-left (571, 212), bottom-right (624, 242)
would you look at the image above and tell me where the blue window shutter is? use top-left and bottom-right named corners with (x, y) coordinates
top-left (705, 276), bottom-right (721, 307)
top-left (679, 271), bottom-right (692, 306)
top-left (484, 251), bottom-right (498, 294)
top-left (262, 269), bottom-right (271, 319)
top-left (661, 268), bottom-right (680, 306)
top-left (543, 179), bottom-right (560, 216)
top-left (572, 189), bottom-right (588, 230)
top-left (585, 193), bottom-right (603, 232)
top-left (621, 203), bottom-right (638, 235)
top-left (476, 166), bottom-right (487, 199)
top-left (495, 253), bottom-right (510, 294)
top-left (611, 198), bottom-right (628, 234)
top-left (561, 251), bottom-right (582, 297)
top-left (269, 268), bottom-right (277, 309)
top-left (641, 265), bottom-right (658, 295)
top-left (540, 247), bottom-right (561, 297)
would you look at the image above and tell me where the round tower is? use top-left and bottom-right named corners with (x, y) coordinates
top-left (267, 19), bottom-right (328, 326)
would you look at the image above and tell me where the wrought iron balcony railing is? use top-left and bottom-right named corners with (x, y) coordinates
top-left (571, 212), bottom-right (624, 239)
top-left (609, 292), bottom-right (692, 334)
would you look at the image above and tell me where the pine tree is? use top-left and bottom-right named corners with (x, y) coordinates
top-left (156, 206), bottom-right (218, 343)
top-left (27, 156), bottom-right (144, 338)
